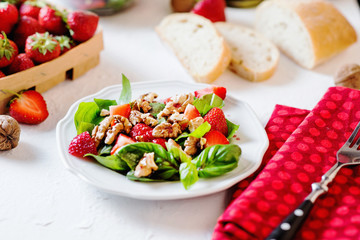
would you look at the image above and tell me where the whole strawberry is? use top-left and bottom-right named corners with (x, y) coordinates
top-left (67, 10), bottom-right (99, 42)
top-left (0, 70), bottom-right (5, 78)
top-left (0, 2), bottom-right (18, 34)
top-left (203, 107), bottom-right (228, 136)
top-left (152, 138), bottom-right (167, 149)
top-left (68, 131), bottom-right (98, 157)
top-left (12, 16), bottom-right (46, 50)
top-left (38, 5), bottom-right (67, 35)
top-left (0, 32), bottom-right (19, 68)
top-left (130, 123), bottom-right (154, 142)
top-left (7, 53), bottom-right (34, 74)
top-left (55, 35), bottom-right (75, 55)
top-left (9, 89), bottom-right (49, 124)
top-left (191, 0), bottom-right (226, 22)
top-left (25, 32), bottom-right (61, 63)
top-left (19, 0), bottom-right (46, 20)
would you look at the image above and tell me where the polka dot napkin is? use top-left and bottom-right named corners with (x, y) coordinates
top-left (213, 86), bottom-right (360, 240)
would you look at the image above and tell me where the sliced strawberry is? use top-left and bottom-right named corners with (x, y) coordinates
top-left (67, 10), bottom-right (99, 42)
top-left (203, 107), bottom-right (228, 136)
top-left (163, 97), bottom-right (172, 104)
top-left (152, 138), bottom-right (167, 150)
top-left (68, 131), bottom-right (98, 157)
top-left (184, 104), bottom-right (201, 120)
top-left (191, 0), bottom-right (226, 23)
top-left (109, 104), bottom-right (131, 118)
top-left (25, 32), bottom-right (61, 63)
top-left (194, 85), bottom-right (227, 100)
top-left (7, 53), bottom-right (34, 74)
top-left (130, 123), bottom-right (154, 142)
top-left (0, 32), bottom-right (18, 68)
top-left (110, 134), bottom-right (135, 155)
top-left (203, 130), bottom-right (229, 148)
top-left (9, 90), bottom-right (49, 124)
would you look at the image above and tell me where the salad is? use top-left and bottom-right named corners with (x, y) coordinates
top-left (68, 75), bottom-right (241, 189)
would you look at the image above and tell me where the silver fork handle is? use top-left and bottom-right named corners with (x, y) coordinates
top-left (266, 162), bottom-right (343, 240)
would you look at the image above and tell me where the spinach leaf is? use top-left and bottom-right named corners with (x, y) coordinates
top-left (74, 102), bottom-right (103, 134)
top-left (116, 142), bottom-right (179, 180)
top-left (193, 93), bottom-right (224, 116)
top-left (226, 119), bottom-right (239, 139)
top-left (192, 144), bottom-right (241, 178)
top-left (118, 74), bottom-right (132, 105)
top-left (175, 122), bottom-right (211, 142)
top-left (85, 154), bottom-right (130, 172)
top-left (94, 98), bottom-right (117, 111)
top-left (149, 102), bottom-right (165, 118)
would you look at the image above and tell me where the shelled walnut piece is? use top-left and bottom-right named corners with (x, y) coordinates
top-left (134, 152), bottom-right (158, 178)
top-left (152, 122), bottom-right (182, 138)
top-left (132, 92), bottom-right (158, 113)
top-left (335, 64), bottom-right (360, 89)
top-left (184, 136), bottom-right (206, 156)
top-left (158, 93), bottom-right (194, 118)
top-left (92, 115), bottom-right (132, 147)
top-left (0, 115), bottom-right (20, 151)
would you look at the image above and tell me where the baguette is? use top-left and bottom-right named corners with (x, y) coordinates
top-left (255, 0), bottom-right (357, 69)
top-left (215, 22), bottom-right (280, 82)
top-left (156, 13), bottom-right (231, 83)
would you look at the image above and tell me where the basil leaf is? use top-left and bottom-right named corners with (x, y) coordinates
top-left (226, 119), bottom-right (239, 139)
top-left (166, 142), bottom-right (192, 163)
top-left (94, 98), bottom-right (117, 111)
top-left (193, 93), bottom-right (224, 116)
top-left (98, 145), bottom-right (113, 156)
top-left (149, 102), bottom-right (165, 118)
top-left (179, 162), bottom-right (199, 190)
top-left (85, 154), bottom-right (130, 172)
top-left (175, 122), bottom-right (211, 142)
top-left (118, 74), bottom-right (131, 105)
top-left (74, 102), bottom-right (102, 134)
top-left (77, 122), bottom-right (95, 135)
top-left (192, 144), bottom-right (241, 178)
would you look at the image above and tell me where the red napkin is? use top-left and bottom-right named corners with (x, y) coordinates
top-left (213, 86), bottom-right (360, 240)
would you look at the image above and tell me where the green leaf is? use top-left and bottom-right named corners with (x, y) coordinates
top-left (193, 93), bottom-right (224, 116)
top-left (179, 162), bottom-right (199, 190)
top-left (85, 154), bottom-right (130, 172)
top-left (175, 122), bottom-right (211, 142)
top-left (166, 142), bottom-right (192, 163)
top-left (192, 144), bottom-right (241, 178)
top-left (226, 119), bottom-right (239, 139)
top-left (118, 74), bottom-right (131, 105)
top-left (77, 122), bottom-right (95, 135)
top-left (94, 98), bottom-right (117, 111)
top-left (98, 145), bottom-right (113, 156)
top-left (149, 102), bottom-right (165, 118)
top-left (74, 102), bottom-right (102, 134)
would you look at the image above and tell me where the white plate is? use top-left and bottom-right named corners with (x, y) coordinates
top-left (56, 81), bottom-right (269, 200)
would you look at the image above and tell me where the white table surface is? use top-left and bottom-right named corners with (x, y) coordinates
top-left (1, 0), bottom-right (360, 239)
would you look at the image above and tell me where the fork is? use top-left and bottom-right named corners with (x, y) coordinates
top-left (266, 121), bottom-right (360, 240)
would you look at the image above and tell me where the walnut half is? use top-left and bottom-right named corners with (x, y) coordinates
top-left (134, 152), bottom-right (158, 178)
top-left (0, 115), bottom-right (20, 151)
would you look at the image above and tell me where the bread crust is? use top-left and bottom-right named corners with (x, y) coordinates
top-left (156, 13), bottom-right (231, 83)
top-left (256, 0), bottom-right (357, 69)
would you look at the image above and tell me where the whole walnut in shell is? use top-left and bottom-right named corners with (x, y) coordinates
top-left (0, 115), bottom-right (20, 150)
top-left (335, 64), bottom-right (360, 89)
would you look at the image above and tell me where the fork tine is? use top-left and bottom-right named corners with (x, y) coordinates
top-left (345, 121), bottom-right (360, 147)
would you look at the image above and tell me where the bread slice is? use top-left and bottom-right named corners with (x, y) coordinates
top-left (156, 13), bottom-right (231, 83)
top-left (255, 0), bottom-right (357, 69)
top-left (215, 22), bottom-right (280, 82)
